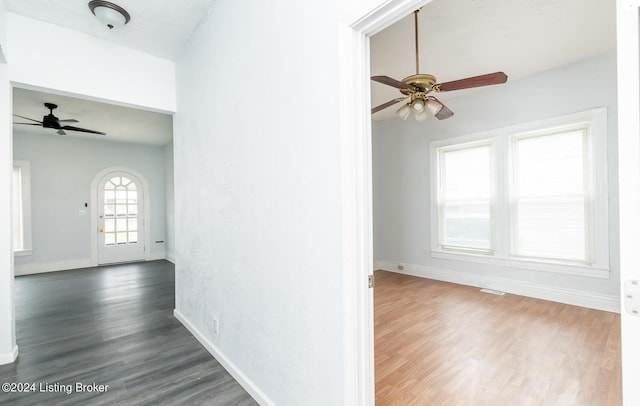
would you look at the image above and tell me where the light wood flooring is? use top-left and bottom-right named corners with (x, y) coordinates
top-left (0, 260), bottom-right (257, 406)
top-left (375, 271), bottom-right (622, 406)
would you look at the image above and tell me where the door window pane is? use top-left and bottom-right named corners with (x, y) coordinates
top-left (105, 219), bottom-right (115, 232)
top-left (105, 233), bottom-right (116, 245)
top-left (102, 174), bottom-right (142, 248)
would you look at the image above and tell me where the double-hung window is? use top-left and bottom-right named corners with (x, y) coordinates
top-left (438, 141), bottom-right (493, 253)
top-left (511, 126), bottom-right (590, 262)
top-left (431, 108), bottom-right (609, 277)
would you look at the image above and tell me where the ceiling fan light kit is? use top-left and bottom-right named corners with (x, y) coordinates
top-left (395, 104), bottom-right (412, 120)
top-left (88, 0), bottom-right (131, 29)
top-left (372, 9), bottom-right (508, 121)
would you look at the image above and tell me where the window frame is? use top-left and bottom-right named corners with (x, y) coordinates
top-left (430, 108), bottom-right (609, 278)
top-left (13, 160), bottom-right (33, 256)
top-left (436, 139), bottom-right (495, 255)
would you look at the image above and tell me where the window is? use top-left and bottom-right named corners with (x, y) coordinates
top-left (431, 108), bottom-right (609, 277)
top-left (13, 161), bottom-right (32, 255)
top-left (438, 141), bottom-right (492, 252)
top-left (103, 175), bottom-right (139, 246)
top-left (511, 127), bottom-right (590, 262)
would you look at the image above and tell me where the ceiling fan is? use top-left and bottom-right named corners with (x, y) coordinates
top-left (372, 9), bottom-right (508, 121)
top-left (13, 103), bottom-right (106, 135)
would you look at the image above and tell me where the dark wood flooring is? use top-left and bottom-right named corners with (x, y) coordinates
top-left (0, 260), bottom-right (257, 406)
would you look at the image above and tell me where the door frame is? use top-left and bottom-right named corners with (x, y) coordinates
top-left (616, 0), bottom-right (640, 404)
top-left (340, 0), bottom-right (634, 404)
top-left (90, 166), bottom-right (151, 266)
top-left (338, 0), bottom-right (432, 403)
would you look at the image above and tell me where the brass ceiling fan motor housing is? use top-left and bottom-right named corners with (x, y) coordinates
top-left (399, 74), bottom-right (438, 95)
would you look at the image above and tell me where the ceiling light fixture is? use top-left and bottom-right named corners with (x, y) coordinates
top-left (395, 104), bottom-right (411, 120)
top-left (88, 1), bottom-right (131, 29)
top-left (425, 98), bottom-right (443, 115)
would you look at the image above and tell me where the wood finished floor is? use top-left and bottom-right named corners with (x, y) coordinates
top-left (375, 271), bottom-right (622, 406)
top-left (0, 260), bottom-right (257, 406)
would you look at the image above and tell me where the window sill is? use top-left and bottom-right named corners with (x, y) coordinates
top-left (14, 249), bottom-right (33, 257)
top-left (431, 250), bottom-right (610, 279)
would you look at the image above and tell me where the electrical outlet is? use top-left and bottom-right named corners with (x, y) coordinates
top-left (213, 319), bottom-right (219, 335)
top-left (397, 264), bottom-right (404, 270)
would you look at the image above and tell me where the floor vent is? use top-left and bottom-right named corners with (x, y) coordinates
top-left (480, 288), bottom-right (505, 296)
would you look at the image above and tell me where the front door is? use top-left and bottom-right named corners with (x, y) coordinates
top-left (97, 172), bottom-right (145, 264)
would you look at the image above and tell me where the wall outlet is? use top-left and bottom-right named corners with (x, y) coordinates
top-left (397, 264), bottom-right (404, 270)
top-left (213, 318), bottom-right (219, 335)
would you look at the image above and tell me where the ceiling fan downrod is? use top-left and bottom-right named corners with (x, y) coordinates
top-left (414, 9), bottom-right (420, 75)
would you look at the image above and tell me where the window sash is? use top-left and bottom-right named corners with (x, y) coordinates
top-left (12, 167), bottom-right (24, 250)
top-left (13, 161), bottom-right (32, 255)
top-left (438, 142), bottom-right (493, 252)
top-left (510, 127), bottom-right (592, 263)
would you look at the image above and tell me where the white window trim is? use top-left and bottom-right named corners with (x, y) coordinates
top-left (13, 160), bottom-right (33, 256)
top-left (436, 139), bottom-right (495, 254)
top-left (430, 108), bottom-right (609, 278)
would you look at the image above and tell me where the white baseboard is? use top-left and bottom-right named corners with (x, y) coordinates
top-left (165, 252), bottom-right (175, 264)
top-left (15, 258), bottom-right (93, 276)
top-left (373, 260), bottom-right (384, 271)
top-left (377, 261), bottom-right (620, 313)
top-left (15, 256), bottom-right (174, 276)
top-left (148, 251), bottom-right (167, 261)
top-left (173, 309), bottom-right (274, 406)
top-left (0, 345), bottom-right (18, 365)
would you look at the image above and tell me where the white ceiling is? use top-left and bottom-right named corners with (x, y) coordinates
top-left (5, 0), bottom-right (617, 136)
top-left (370, 0), bottom-right (617, 120)
top-left (3, 0), bottom-right (214, 61)
top-left (4, 0), bottom-right (204, 146)
top-left (13, 87), bottom-right (173, 146)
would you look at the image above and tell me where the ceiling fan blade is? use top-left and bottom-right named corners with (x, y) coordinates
top-left (13, 114), bottom-right (43, 124)
top-left (13, 122), bottom-right (42, 126)
top-left (372, 97), bottom-right (408, 114)
top-left (371, 75), bottom-right (416, 92)
top-left (59, 119), bottom-right (79, 123)
top-left (430, 97), bottom-right (454, 120)
top-left (436, 72), bottom-right (508, 92)
top-left (61, 125), bottom-right (106, 135)
top-left (57, 130), bottom-right (66, 136)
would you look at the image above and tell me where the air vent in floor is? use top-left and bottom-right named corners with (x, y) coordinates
top-left (480, 288), bottom-right (505, 296)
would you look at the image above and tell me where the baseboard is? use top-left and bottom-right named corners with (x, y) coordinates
top-left (373, 260), bottom-right (384, 271)
top-left (15, 256), bottom-right (173, 276)
top-left (148, 251), bottom-right (167, 261)
top-left (165, 252), bottom-right (176, 264)
top-left (15, 258), bottom-right (93, 276)
top-left (173, 309), bottom-right (274, 405)
top-left (377, 261), bottom-right (620, 313)
top-left (0, 345), bottom-right (18, 365)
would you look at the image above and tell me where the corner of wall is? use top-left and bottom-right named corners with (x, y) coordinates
top-left (0, 345), bottom-right (18, 365)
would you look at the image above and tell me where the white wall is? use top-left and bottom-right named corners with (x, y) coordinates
top-left (164, 141), bottom-right (175, 262)
top-left (12, 131), bottom-right (168, 274)
top-left (6, 13), bottom-right (175, 113)
top-left (0, 0), bottom-right (17, 365)
top-left (373, 52), bottom-right (619, 310)
top-left (173, 0), bottom-right (354, 403)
